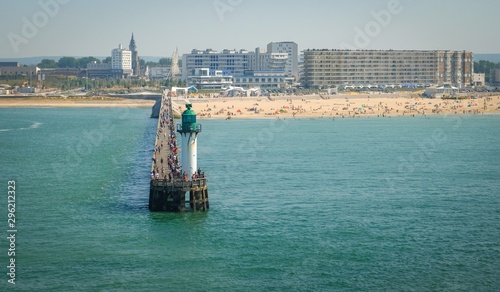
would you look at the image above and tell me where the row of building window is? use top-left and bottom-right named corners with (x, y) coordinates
top-left (305, 58), bottom-right (468, 62)
top-left (306, 55), bottom-right (437, 59)
top-left (234, 78), bottom-right (283, 83)
top-left (0, 71), bottom-right (37, 75)
top-left (306, 71), bottom-right (465, 75)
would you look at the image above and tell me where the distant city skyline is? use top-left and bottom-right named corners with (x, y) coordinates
top-left (1, 0), bottom-right (499, 59)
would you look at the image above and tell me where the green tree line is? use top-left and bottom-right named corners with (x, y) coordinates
top-left (141, 57), bottom-right (172, 68)
top-left (37, 57), bottom-right (102, 69)
top-left (37, 57), bottom-right (176, 69)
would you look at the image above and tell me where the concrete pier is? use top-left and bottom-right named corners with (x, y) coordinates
top-left (149, 90), bottom-right (208, 212)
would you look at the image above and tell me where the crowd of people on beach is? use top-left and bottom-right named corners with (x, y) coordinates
top-left (184, 92), bottom-right (500, 119)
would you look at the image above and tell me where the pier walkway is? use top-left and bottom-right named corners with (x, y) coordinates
top-left (150, 91), bottom-right (180, 181)
top-left (149, 91), bottom-right (208, 212)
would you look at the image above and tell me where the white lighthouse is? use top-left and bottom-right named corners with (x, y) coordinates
top-left (177, 104), bottom-right (201, 178)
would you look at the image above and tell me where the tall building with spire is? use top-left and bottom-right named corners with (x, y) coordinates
top-left (171, 48), bottom-right (180, 79)
top-left (129, 33), bottom-right (141, 77)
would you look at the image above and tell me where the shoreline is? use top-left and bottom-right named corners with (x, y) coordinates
top-left (193, 111), bottom-right (500, 120)
top-left (170, 93), bottom-right (500, 119)
top-left (0, 97), bottom-right (155, 108)
top-left (2, 94), bottom-right (499, 119)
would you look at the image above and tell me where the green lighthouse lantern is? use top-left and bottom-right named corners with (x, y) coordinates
top-left (180, 104), bottom-right (200, 132)
top-left (182, 104), bottom-right (197, 132)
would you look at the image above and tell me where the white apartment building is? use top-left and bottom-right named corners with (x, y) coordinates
top-left (111, 44), bottom-right (133, 78)
top-left (249, 48), bottom-right (288, 71)
top-left (187, 68), bottom-right (233, 89)
top-left (472, 73), bottom-right (485, 86)
top-left (182, 49), bottom-right (249, 81)
top-left (182, 47), bottom-right (288, 82)
top-left (149, 67), bottom-right (171, 79)
top-left (267, 41), bottom-right (299, 80)
top-left (233, 70), bottom-right (287, 89)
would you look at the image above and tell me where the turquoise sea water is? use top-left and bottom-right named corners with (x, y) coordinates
top-left (1, 108), bottom-right (500, 291)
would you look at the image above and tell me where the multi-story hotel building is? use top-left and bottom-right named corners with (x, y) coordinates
top-left (111, 44), bottom-right (133, 78)
top-left (303, 50), bottom-right (473, 88)
top-left (249, 47), bottom-right (288, 72)
top-left (437, 50), bottom-right (473, 86)
top-left (182, 49), bottom-right (249, 81)
top-left (267, 41), bottom-right (299, 80)
top-left (181, 48), bottom-right (288, 81)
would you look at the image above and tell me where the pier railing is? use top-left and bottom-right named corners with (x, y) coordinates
top-left (150, 178), bottom-right (207, 189)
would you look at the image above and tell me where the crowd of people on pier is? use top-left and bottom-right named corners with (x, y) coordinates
top-left (150, 94), bottom-right (204, 182)
top-left (151, 96), bottom-right (179, 181)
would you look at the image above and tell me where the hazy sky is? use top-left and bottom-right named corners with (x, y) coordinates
top-left (1, 0), bottom-right (499, 58)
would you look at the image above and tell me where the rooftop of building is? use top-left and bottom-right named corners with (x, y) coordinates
top-left (0, 62), bottom-right (20, 67)
top-left (304, 49), bottom-right (473, 53)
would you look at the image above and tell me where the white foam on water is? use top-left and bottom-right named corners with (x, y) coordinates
top-left (19, 122), bottom-right (43, 130)
top-left (30, 122), bottom-right (43, 129)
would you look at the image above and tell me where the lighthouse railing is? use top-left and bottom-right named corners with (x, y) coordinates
top-left (176, 123), bottom-right (202, 133)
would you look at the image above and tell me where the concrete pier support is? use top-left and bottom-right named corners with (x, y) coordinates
top-left (150, 179), bottom-right (208, 212)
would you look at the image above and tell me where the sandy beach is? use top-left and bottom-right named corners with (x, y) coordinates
top-left (0, 97), bottom-right (156, 108)
top-left (172, 93), bottom-right (500, 119)
top-left (2, 93), bottom-right (499, 118)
